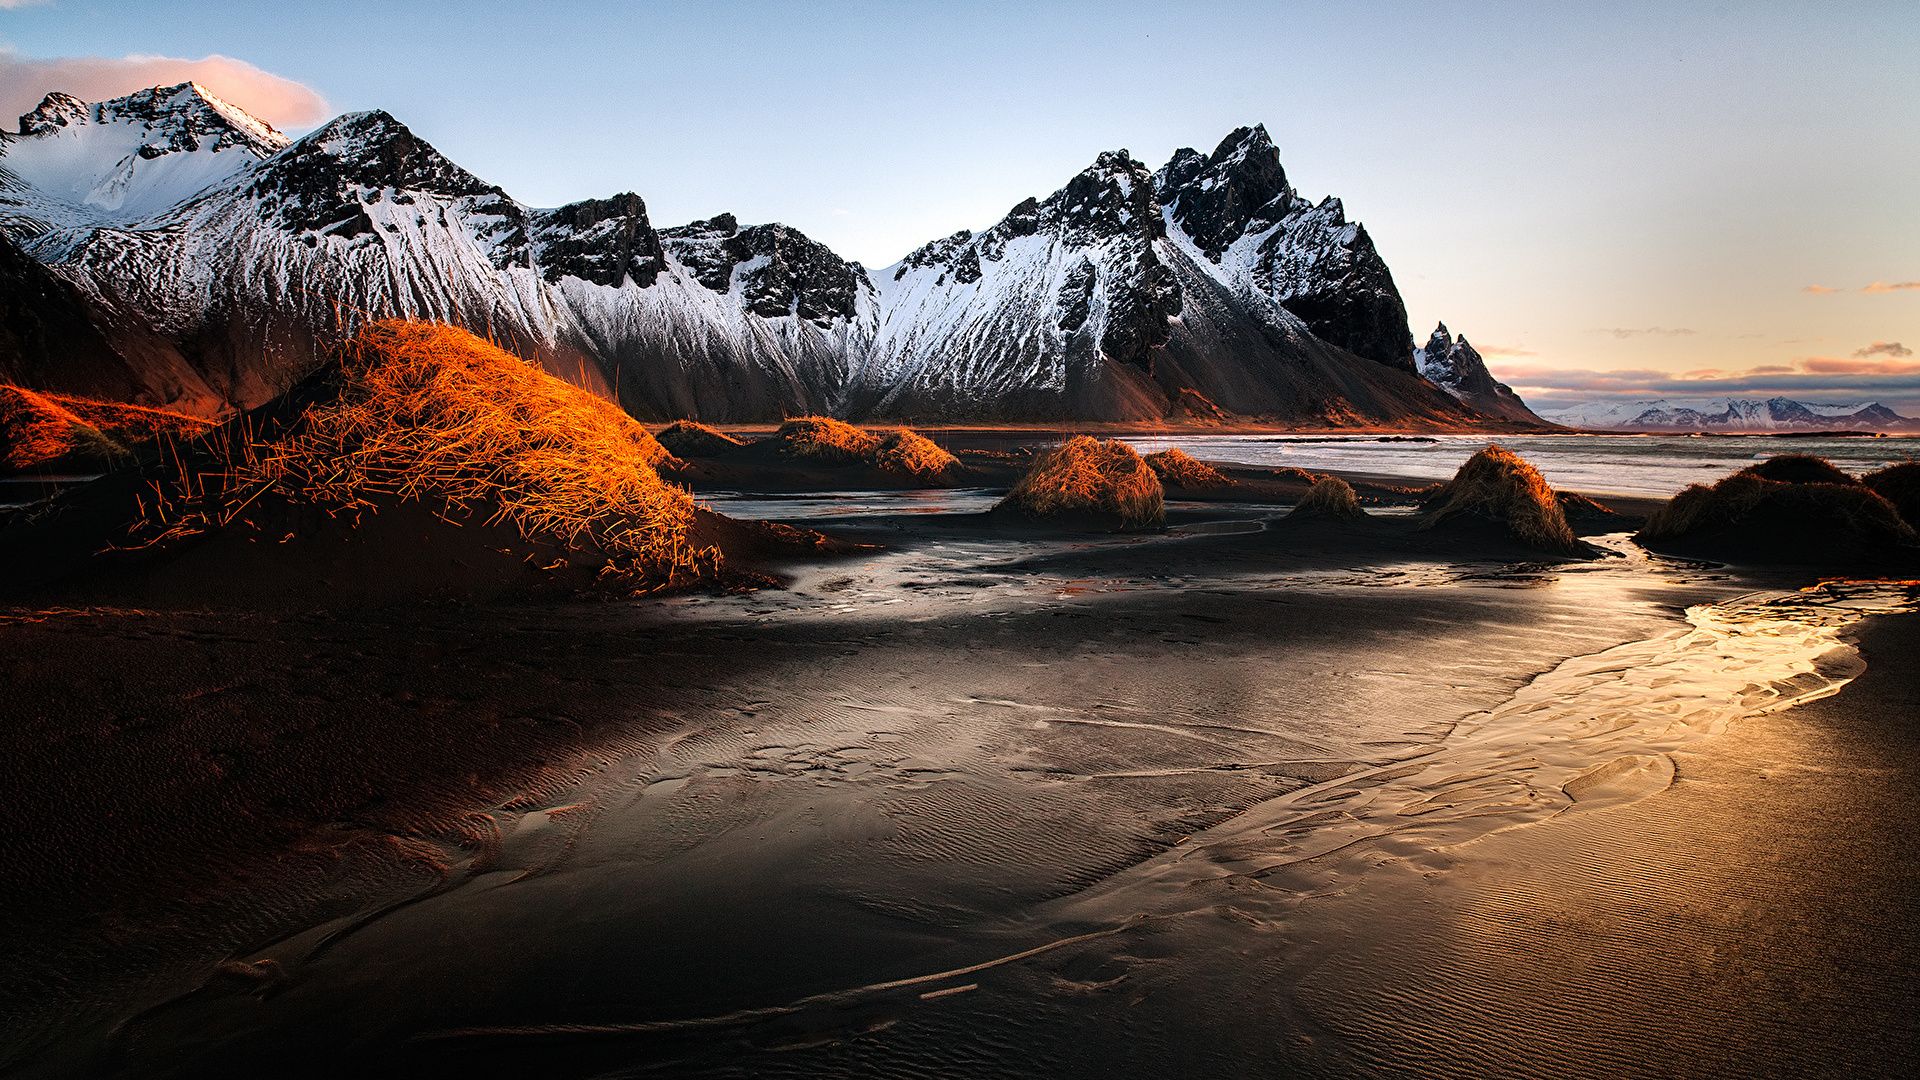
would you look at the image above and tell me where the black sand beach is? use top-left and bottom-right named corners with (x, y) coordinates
top-left (0, 448), bottom-right (1914, 1078)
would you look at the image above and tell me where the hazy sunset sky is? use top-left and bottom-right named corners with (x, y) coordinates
top-left (3, 0), bottom-right (1915, 409)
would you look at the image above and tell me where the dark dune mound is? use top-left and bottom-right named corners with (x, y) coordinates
top-left (655, 418), bottom-right (746, 459)
top-left (1864, 461), bottom-right (1920, 527)
top-left (1289, 475), bottom-right (1365, 519)
top-left (1420, 446), bottom-right (1581, 555)
top-left (1144, 447), bottom-right (1233, 489)
top-left (0, 384), bottom-right (213, 474)
top-left (1638, 467), bottom-right (1916, 567)
top-left (1743, 454), bottom-right (1858, 486)
top-left (1, 321), bottom-right (838, 606)
top-left (993, 435), bottom-right (1164, 531)
top-left (772, 416), bottom-right (959, 480)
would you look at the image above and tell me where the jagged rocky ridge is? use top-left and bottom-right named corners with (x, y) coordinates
top-left (1414, 323), bottom-right (1545, 424)
top-left (0, 86), bottom-right (1538, 427)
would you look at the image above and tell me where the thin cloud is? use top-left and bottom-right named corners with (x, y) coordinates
top-left (1590, 326), bottom-right (1696, 339)
top-left (1474, 343), bottom-right (1536, 357)
top-left (0, 1), bottom-right (50, 9)
top-left (1500, 357), bottom-right (1920, 405)
top-left (1854, 341), bottom-right (1912, 358)
top-left (1862, 281), bottom-right (1920, 294)
top-left (1801, 356), bottom-right (1920, 376)
top-left (0, 49), bottom-right (330, 130)
top-left (1802, 284), bottom-right (1839, 295)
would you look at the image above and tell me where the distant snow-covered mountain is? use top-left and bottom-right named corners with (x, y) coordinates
top-left (1542, 397), bottom-right (1919, 432)
top-left (0, 86), bottom-right (1544, 427)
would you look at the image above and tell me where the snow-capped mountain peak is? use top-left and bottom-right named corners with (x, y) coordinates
top-left (659, 213), bottom-right (868, 326)
top-left (1, 83), bottom-right (287, 235)
top-left (1412, 321), bottom-right (1543, 424)
top-left (1152, 128), bottom-right (1415, 372)
top-left (1541, 397), bottom-right (1919, 432)
top-left (531, 193), bottom-right (664, 287)
top-left (1157, 124), bottom-right (1293, 259)
top-left (2, 91), bottom-right (1535, 429)
top-left (240, 110), bottom-right (532, 269)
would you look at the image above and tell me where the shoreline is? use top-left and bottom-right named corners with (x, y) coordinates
top-left (1, 441), bottom-right (1915, 1076)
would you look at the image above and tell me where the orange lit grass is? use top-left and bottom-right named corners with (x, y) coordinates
top-left (147, 320), bottom-right (720, 588)
top-left (1422, 444), bottom-right (1577, 553)
top-left (775, 415), bottom-right (958, 479)
top-left (999, 435), bottom-right (1164, 529)
top-left (1143, 448), bottom-right (1231, 488)
top-left (1643, 459), bottom-right (1915, 547)
top-left (0, 384), bottom-right (213, 472)
top-left (656, 419), bottom-right (746, 458)
top-left (1290, 474), bottom-right (1364, 518)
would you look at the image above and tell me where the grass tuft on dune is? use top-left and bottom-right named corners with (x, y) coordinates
top-left (997, 435), bottom-right (1164, 530)
top-left (872, 428), bottom-right (960, 477)
top-left (1290, 475), bottom-right (1365, 518)
top-left (656, 419), bottom-right (746, 459)
top-left (774, 415), bottom-right (957, 479)
top-left (0, 384), bottom-right (213, 473)
top-left (1421, 445), bottom-right (1579, 553)
top-left (1145, 448), bottom-right (1232, 488)
top-left (1640, 456), bottom-right (1914, 564)
top-left (1863, 461), bottom-right (1920, 528)
top-left (147, 320), bottom-right (722, 589)
top-left (1742, 454), bottom-right (1859, 486)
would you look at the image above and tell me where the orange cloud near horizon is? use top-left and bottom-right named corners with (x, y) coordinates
top-left (0, 50), bottom-right (330, 130)
top-left (1798, 356), bottom-right (1920, 376)
top-left (1862, 281), bottom-right (1920, 294)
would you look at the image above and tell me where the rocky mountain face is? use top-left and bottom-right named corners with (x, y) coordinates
top-left (1541, 397), bottom-right (1920, 432)
top-left (1155, 126), bottom-right (1415, 372)
top-left (1413, 323), bottom-right (1545, 424)
top-left (0, 230), bottom-right (142, 399)
top-left (0, 85), bottom-right (1538, 427)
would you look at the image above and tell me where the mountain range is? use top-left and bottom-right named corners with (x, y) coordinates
top-left (1540, 397), bottom-right (1920, 432)
top-left (0, 82), bottom-right (1546, 427)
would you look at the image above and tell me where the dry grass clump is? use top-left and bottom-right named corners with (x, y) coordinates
top-left (1289, 475), bottom-right (1364, 518)
top-left (873, 428), bottom-right (960, 478)
top-left (1144, 448), bottom-right (1232, 488)
top-left (1421, 445), bottom-right (1579, 553)
top-left (1863, 461), bottom-right (1920, 527)
top-left (774, 415), bottom-right (956, 479)
top-left (996, 435), bottom-right (1164, 530)
top-left (143, 320), bottom-right (720, 588)
top-left (1640, 462), bottom-right (1914, 563)
top-left (656, 419), bottom-right (745, 458)
top-left (775, 415), bottom-right (882, 461)
top-left (1743, 454), bottom-right (1857, 486)
top-left (0, 384), bottom-right (212, 472)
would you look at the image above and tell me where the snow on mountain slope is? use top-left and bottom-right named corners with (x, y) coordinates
top-left (857, 144), bottom-right (1481, 423)
top-left (1156, 125), bottom-right (1417, 373)
top-left (1413, 323), bottom-right (1547, 425)
top-left (546, 212), bottom-right (876, 420)
top-left (858, 151), bottom-right (1181, 418)
top-left (1541, 397), bottom-right (1919, 431)
top-left (35, 107), bottom-right (874, 417)
top-left (0, 83), bottom-right (286, 243)
top-left (1, 85), bottom-right (1537, 427)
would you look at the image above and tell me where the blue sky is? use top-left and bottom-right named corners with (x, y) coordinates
top-left (2, 0), bottom-right (1917, 408)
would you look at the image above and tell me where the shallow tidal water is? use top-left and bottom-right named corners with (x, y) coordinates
top-left (39, 499), bottom-right (1912, 1079)
top-left (1127, 432), bottom-right (1920, 498)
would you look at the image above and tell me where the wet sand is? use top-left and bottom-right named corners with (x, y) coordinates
top-left (0, 479), bottom-right (1914, 1077)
